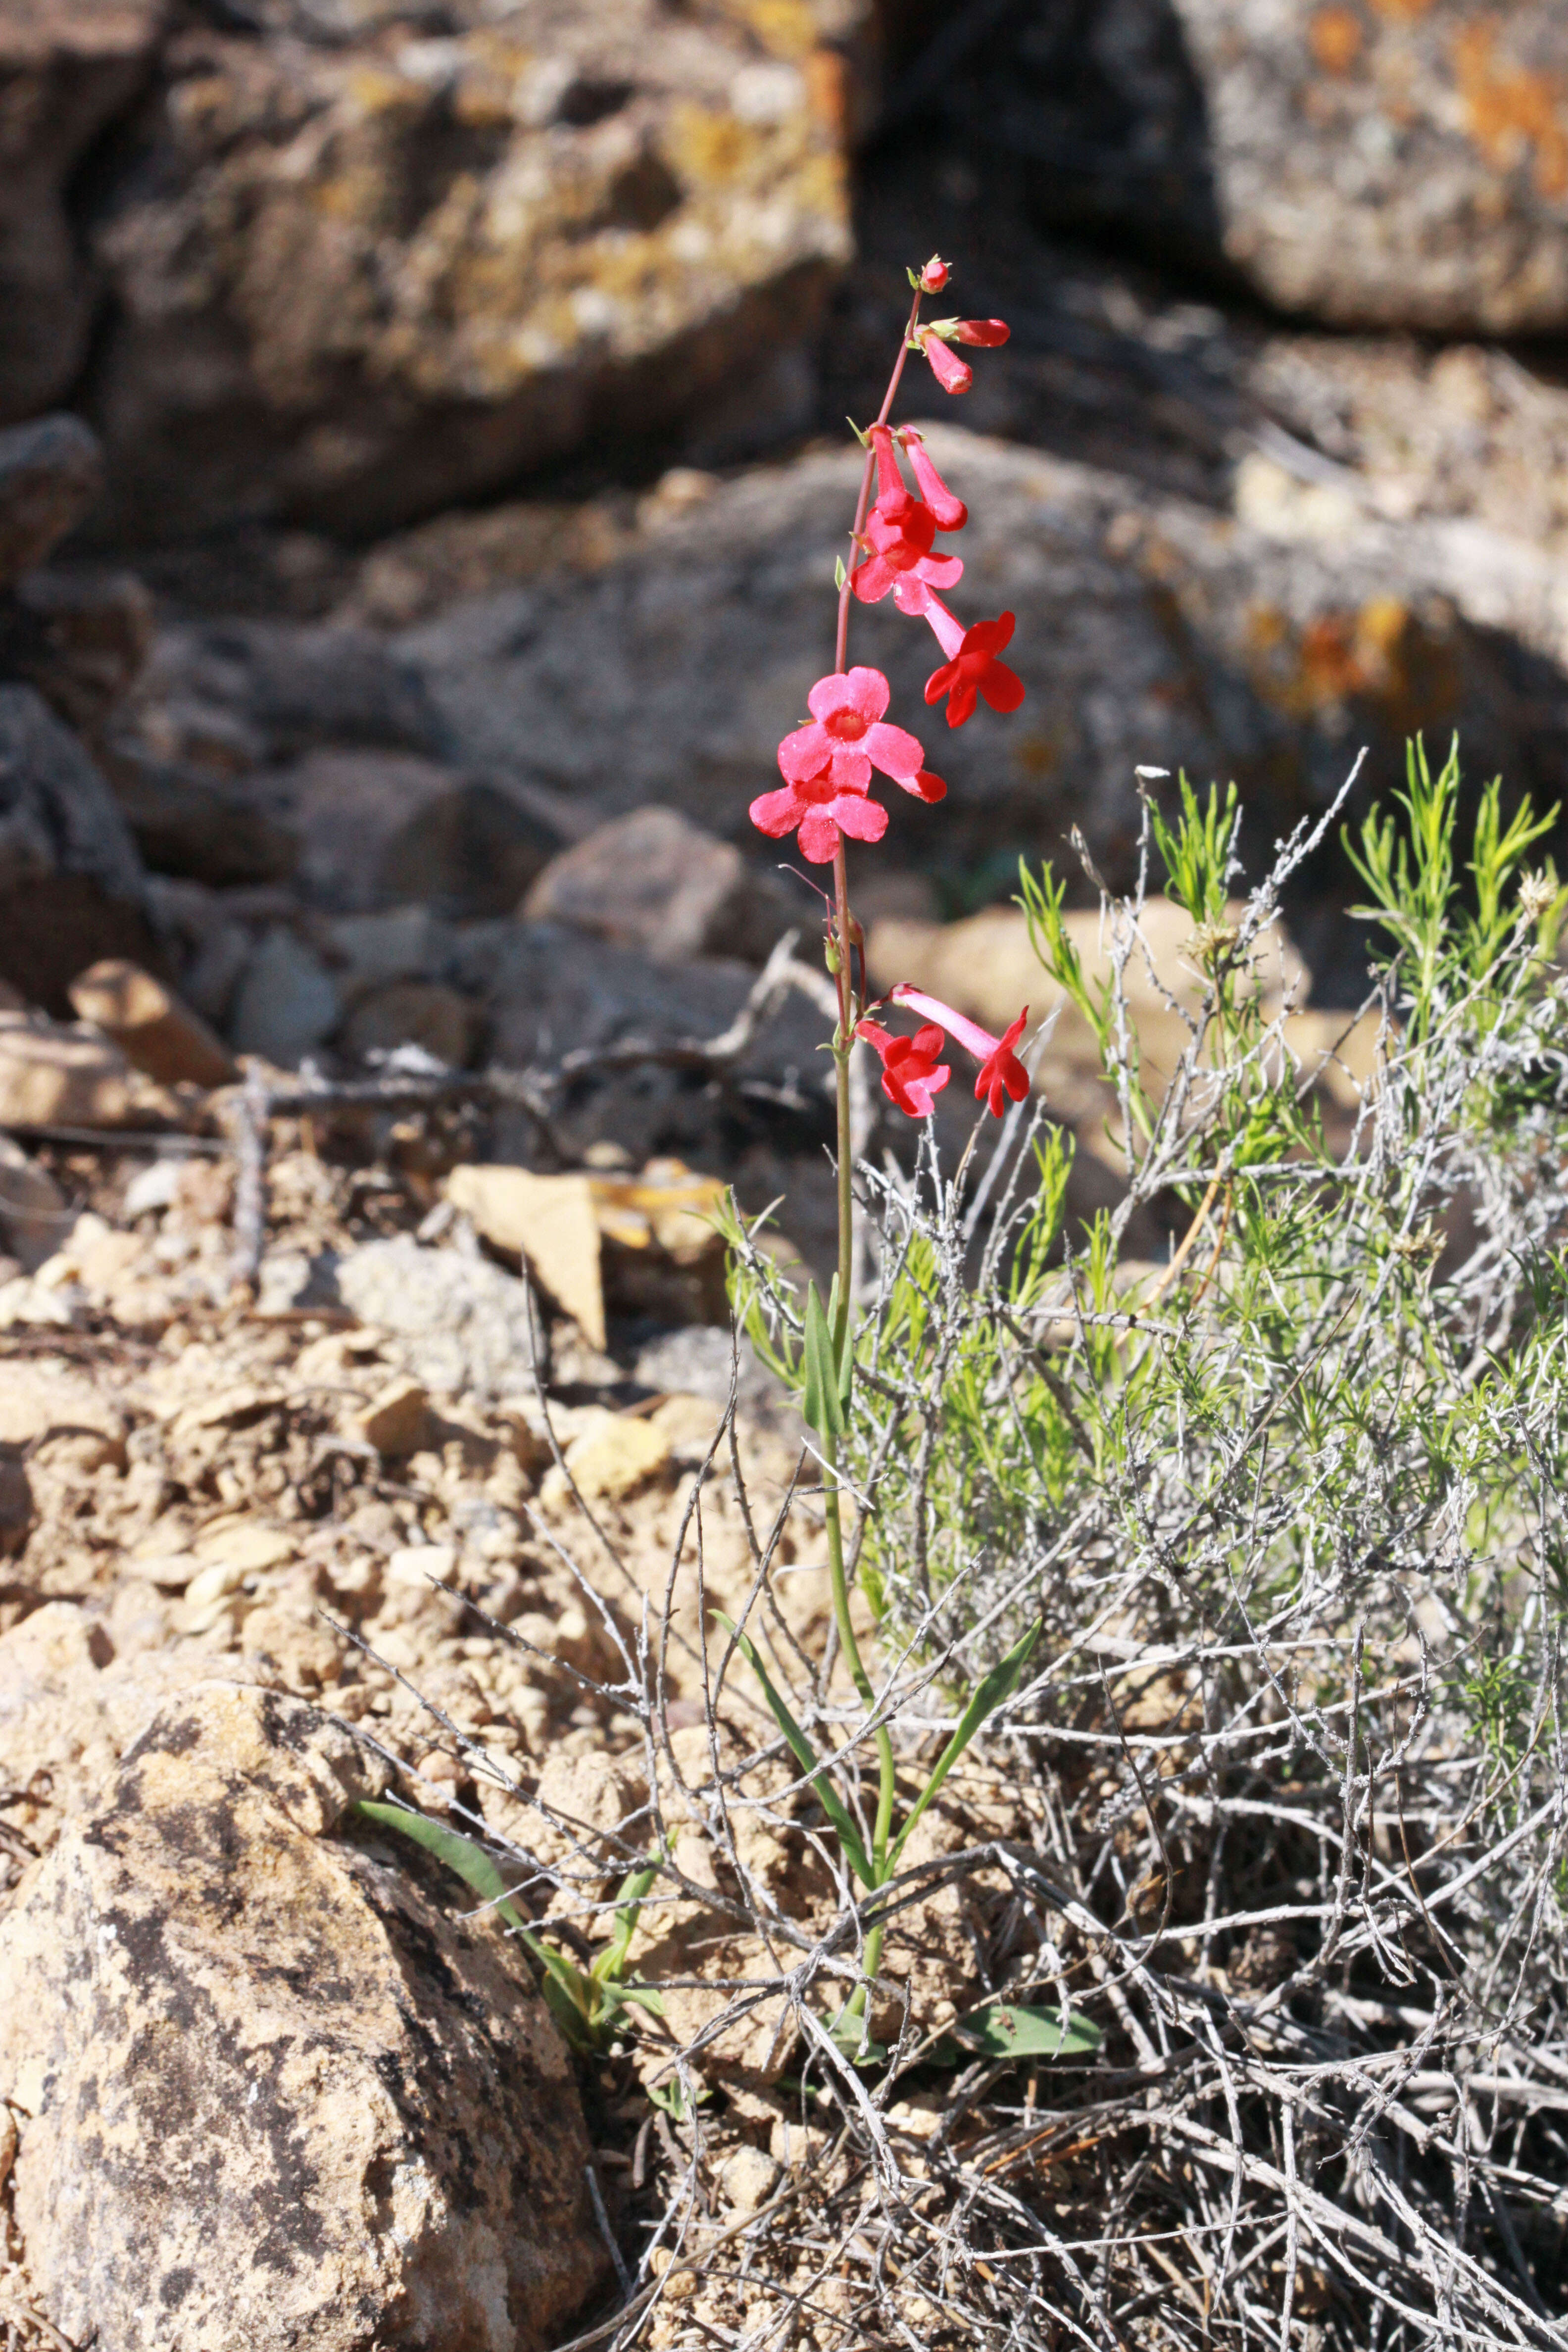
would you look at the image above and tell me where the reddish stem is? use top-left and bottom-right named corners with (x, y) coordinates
top-left (833, 288), bottom-right (924, 677)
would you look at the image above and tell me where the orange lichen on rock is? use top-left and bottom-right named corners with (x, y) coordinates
top-left (1453, 20), bottom-right (1568, 202)
top-left (1309, 7), bottom-right (1365, 77)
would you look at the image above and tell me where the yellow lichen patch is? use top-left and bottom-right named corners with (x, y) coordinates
top-left (1453, 20), bottom-right (1568, 204)
top-left (710, 0), bottom-right (819, 61)
top-left (1309, 7), bottom-right (1364, 76)
top-left (664, 102), bottom-right (755, 188)
top-left (1244, 595), bottom-right (1462, 735)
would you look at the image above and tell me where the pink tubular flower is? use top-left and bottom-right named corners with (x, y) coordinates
top-left (921, 600), bottom-right (1026, 728)
top-left (857, 1018), bottom-right (951, 1118)
top-left (917, 317), bottom-right (1009, 395)
top-left (750, 755), bottom-right (888, 866)
top-left (889, 987), bottom-right (1030, 1116)
top-left (919, 254), bottom-right (949, 292)
top-left (778, 666), bottom-right (932, 797)
top-left (920, 331), bottom-right (972, 395)
top-left (900, 431), bottom-right (967, 530)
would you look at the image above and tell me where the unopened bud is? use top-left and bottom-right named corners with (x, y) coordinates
top-left (919, 254), bottom-right (950, 292)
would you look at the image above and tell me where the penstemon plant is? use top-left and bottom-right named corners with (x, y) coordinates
top-left (733, 258), bottom-right (1047, 2051)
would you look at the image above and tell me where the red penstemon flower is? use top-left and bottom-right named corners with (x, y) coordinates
top-left (917, 318), bottom-right (1010, 395)
top-left (900, 432), bottom-right (967, 530)
top-left (922, 598), bottom-right (1026, 728)
top-left (890, 986), bottom-right (1030, 1115)
top-left (856, 1019), bottom-right (951, 1117)
top-left (851, 498), bottom-right (963, 614)
top-left (752, 666), bottom-right (946, 861)
top-left (777, 667), bottom-right (933, 797)
top-left (750, 756), bottom-right (888, 865)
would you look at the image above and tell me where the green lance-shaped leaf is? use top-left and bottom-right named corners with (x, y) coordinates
top-left (950, 2001), bottom-right (1102, 2061)
top-left (712, 1613), bottom-right (875, 1886)
top-left (801, 1279), bottom-right (849, 1439)
top-left (888, 1620), bottom-right (1043, 1871)
top-left (355, 1799), bottom-right (594, 2034)
top-left (591, 1859), bottom-right (659, 1989)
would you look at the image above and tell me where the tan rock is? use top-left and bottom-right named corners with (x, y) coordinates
top-left (68, 955), bottom-right (236, 1088)
top-left (0, 1011), bottom-right (134, 1128)
top-left (0, 1359), bottom-right (126, 1470)
top-left (522, 805), bottom-right (792, 965)
top-left (386, 1542), bottom-right (458, 1592)
top-left (190, 1520), bottom-right (297, 1575)
top-left (0, 1683), bottom-right (607, 2350)
top-left (449, 1164), bottom-right (606, 1351)
top-left (353, 1374), bottom-right (432, 1460)
top-left (0, 1602), bottom-right (227, 1871)
top-left (554, 1411), bottom-right (672, 1506)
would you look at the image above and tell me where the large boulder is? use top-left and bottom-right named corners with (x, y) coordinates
top-left (396, 424), bottom-right (1568, 978)
top-left (0, 1681), bottom-right (606, 2352)
top-left (952, 0), bottom-right (1568, 333)
top-left (0, 3), bottom-right (165, 424)
top-left (0, 685), bottom-right (153, 1013)
top-left (81, 0), bottom-right (859, 539)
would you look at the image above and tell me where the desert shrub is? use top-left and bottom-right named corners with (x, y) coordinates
top-left (718, 740), bottom-right (1568, 2347)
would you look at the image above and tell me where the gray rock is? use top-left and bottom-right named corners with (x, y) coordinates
top-left (377, 775), bottom-right (565, 920)
top-left (522, 804), bottom-right (795, 964)
top-left (0, 10), bottom-right (165, 424)
top-left (954, 0), bottom-right (1568, 333)
top-left (0, 1680), bottom-right (606, 2352)
top-left (79, 0), bottom-right (858, 538)
top-left (0, 416), bottom-right (105, 588)
top-left (336, 1235), bottom-right (544, 1399)
top-left (229, 924), bottom-right (340, 1065)
top-left (329, 904), bottom-right (453, 995)
top-left (0, 567), bottom-right (153, 741)
top-left (634, 1322), bottom-right (785, 1416)
top-left (132, 618), bottom-right (447, 766)
top-left (254, 1246), bottom-right (344, 1318)
top-left (101, 742), bottom-right (302, 889)
top-left (0, 684), bottom-right (152, 1014)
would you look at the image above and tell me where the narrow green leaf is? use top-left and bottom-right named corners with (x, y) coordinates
top-left (603, 1982), bottom-right (667, 2020)
top-left (801, 1280), bottom-right (846, 1439)
top-left (647, 2079), bottom-right (693, 2118)
top-left (712, 1612), bottom-right (874, 1885)
top-left (954, 2001), bottom-right (1102, 2061)
top-left (591, 1859), bottom-right (658, 1986)
top-left (355, 1799), bottom-right (591, 2019)
top-left (834, 554), bottom-right (848, 591)
top-left (888, 1621), bottom-right (1043, 1868)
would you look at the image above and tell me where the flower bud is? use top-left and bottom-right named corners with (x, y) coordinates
top-left (919, 254), bottom-right (950, 292)
top-left (954, 318), bottom-right (1010, 347)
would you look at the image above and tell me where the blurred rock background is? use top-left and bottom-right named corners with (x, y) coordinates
top-left (5, 0), bottom-right (1568, 1250)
